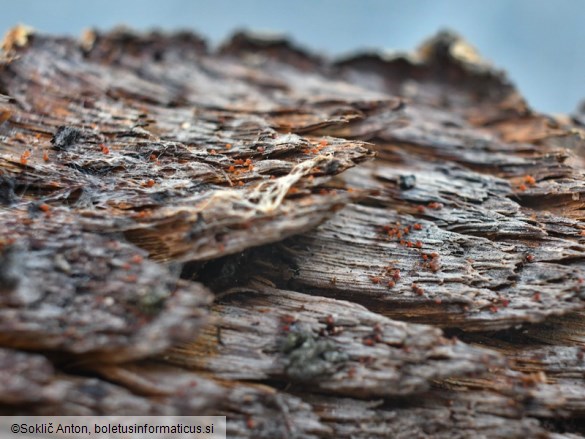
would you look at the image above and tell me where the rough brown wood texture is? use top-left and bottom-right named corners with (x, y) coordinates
top-left (2, 26), bottom-right (585, 438)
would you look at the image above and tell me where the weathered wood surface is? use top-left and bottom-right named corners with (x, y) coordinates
top-left (2, 26), bottom-right (585, 438)
top-left (168, 280), bottom-right (503, 397)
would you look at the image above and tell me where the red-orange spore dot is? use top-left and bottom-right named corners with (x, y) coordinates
top-left (387, 280), bottom-right (395, 288)
top-left (412, 283), bottom-right (424, 296)
top-left (100, 144), bottom-right (109, 154)
top-left (39, 203), bottom-right (50, 213)
top-left (413, 223), bottom-right (423, 230)
top-left (20, 150), bottom-right (31, 165)
top-left (43, 151), bottom-right (49, 161)
top-left (518, 184), bottom-right (527, 191)
top-left (144, 179), bottom-right (155, 187)
top-left (392, 270), bottom-right (401, 281)
top-left (320, 139), bottom-right (328, 147)
top-left (362, 337), bottom-right (375, 346)
top-left (130, 255), bottom-right (143, 264)
top-left (524, 175), bottom-right (536, 185)
top-left (428, 202), bottom-right (443, 210)
top-left (225, 143), bottom-right (232, 149)
top-left (416, 205), bottom-right (426, 214)
top-left (149, 154), bottom-right (158, 161)
top-left (415, 241), bottom-right (423, 248)
top-left (370, 276), bottom-right (381, 284)
top-left (533, 292), bottom-right (542, 302)
top-left (525, 254), bottom-right (534, 263)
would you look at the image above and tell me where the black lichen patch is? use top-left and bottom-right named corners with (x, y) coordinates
top-left (399, 174), bottom-right (416, 190)
top-left (51, 126), bottom-right (83, 151)
top-left (280, 327), bottom-right (348, 382)
top-left (0, 176), bottom-right (16, 205)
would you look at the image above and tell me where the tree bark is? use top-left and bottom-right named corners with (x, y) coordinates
top-left (1, 26), bottom-right (585, 438)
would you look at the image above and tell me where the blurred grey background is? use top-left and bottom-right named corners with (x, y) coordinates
top-left (1, 0), bottom-right (583, 114)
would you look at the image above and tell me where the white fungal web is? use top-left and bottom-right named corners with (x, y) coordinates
top-left (198, 155), bottom-right (331, 215)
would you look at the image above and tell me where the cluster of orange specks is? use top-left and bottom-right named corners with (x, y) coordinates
top-left (428, 202), bottom-right (443, 210)
top-left (280, 314), bottom-right (297, 332)
top-left (143, 179), bottom-right (155, 188)
top-left (20, 150), bottom-right (31, 165)
top-left (382, 221), bottom-right (426, 251)
top-left (517, 175), bottom-right (537, 192)
top-left (411, 283), bottom-right (425, 296)
top-left (421, 252), bottom-right (440, 272)
top-left (524, 175), bottom-right (536, 185)
top-left (371, 267), bottom-right (401, 289)
top-left (227, 158), bottom-right (254, 176)
top-left (320, 314), bottom-right (343, 336)
top-left (363, 323), bottom-right (383, 346)
top-left (100, 144), bottom-right (109, 154)
top-left (302, 138), bottom-right (329, 155)
top-left (391, 269), bottom-right (401, 281)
